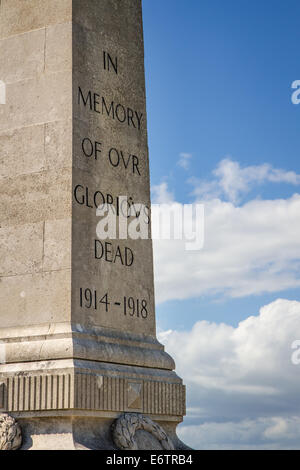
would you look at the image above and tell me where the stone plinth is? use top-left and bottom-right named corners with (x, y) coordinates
top-left (0, 0), bottom-right (186, 450)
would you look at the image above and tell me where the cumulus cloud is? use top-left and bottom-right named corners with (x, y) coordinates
top-left (190, 158), bottom-right (300, 203)
top-left (177, 152), bottom-right (192, 170)
top-left (152, 160), bottom-right (300, 448)
top-left (151, 182), bottom-right (174, 204)
top-left (158, 299), bottom-right (300, 449)
top-left (178, 417), bottom-right (300, 450)
top-left (153, 189), bottom-right (300, 303)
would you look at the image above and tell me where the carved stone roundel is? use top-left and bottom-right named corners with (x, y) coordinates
top-left (112, 413), bottom-right (175, 450)
top-left (0, 414), bottom-right (22, 451)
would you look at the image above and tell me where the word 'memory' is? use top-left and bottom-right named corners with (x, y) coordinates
top-left (78, 86), bottom-right (143, 130)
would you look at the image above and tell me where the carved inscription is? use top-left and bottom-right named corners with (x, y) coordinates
top-left (81, 139), bottom-right (141, 175)
top-left (78, 87), bottom-right (143, 130)
top-left (79, 289), bottom-right (148, 319)
top-left (73, 186), bottom-right (150, 221)
top-left (103, 51), bottom-right (118, 74)
top-left (94, 240), bottom-right (134, 267)
top-left (75, 50), bottom-right (151, 325)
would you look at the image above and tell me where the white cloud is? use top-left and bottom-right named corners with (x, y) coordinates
top-left (177, 152), bottom-right (192, 170)
top-left (153, 189), bottom-right (300, 303)
top-left (190, 158), bottom-right (300, 203)
top-left (152, 160), bottom-right (300, 448)
top-left (178, 417), bottom-right (300, 450)
top-left (151, 182), bottom-right (174, 204)
top-left (158, 299), bottom-right (300, 449)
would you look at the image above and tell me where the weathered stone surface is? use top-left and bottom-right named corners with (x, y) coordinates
top-left (45, 120), bottom-right (72, 170)
top-left (0, 0), bottom-right (72, 39)
top-left (0, 0), bottom-right (186, 450)
top-left (0, 222), bottom-right (44, 276)
top-left (45, 22), bottom-right (72, 73)
top-left (0, 169), bottom-right (72, 227)
top-left (0, 29), bottom-right (45, 83)
top-left (0, 125), bottom-right (46, 179)
top-left (0, 72), bottom-right (71, 132)
top-left (0, 270), bottom-right (71, 328)
top-left (43, 218), bottom-right (72, 271)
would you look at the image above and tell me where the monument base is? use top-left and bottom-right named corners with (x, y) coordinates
top-left (0, 323), bottom-right (187, 450)
top-left (0, 347), bottom-right (187, 450)
top-left (9, 413), bottom-right (187, 450)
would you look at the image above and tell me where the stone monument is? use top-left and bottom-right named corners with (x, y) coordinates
top-left (0, 0), bottom-right (186, 450)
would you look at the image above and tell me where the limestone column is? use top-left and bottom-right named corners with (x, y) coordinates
top-left (0, 0), bottom-right (186, 450)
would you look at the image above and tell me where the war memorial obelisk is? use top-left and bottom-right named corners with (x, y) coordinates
top-left (0, 0), bottom-right (187, 450)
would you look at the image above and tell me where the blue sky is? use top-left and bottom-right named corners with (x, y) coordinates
top-left (142, 0), bottom-right (300, 449)
top-left (143, 0), bottom-right (300, 329)
top-left (143, 0), bottom-right (300, 193)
